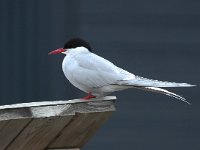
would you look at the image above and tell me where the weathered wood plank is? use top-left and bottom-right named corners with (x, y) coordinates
top-left (6, 116), bottom-right (73, 150)
top-left (0, 96), bottom-right (116, 150)
top-left (0, 119), bottom-right (32, 150)
top-left (0, 96), bottom-right (116, 110)
top-left (48, 111), bottom-right (113, 149)
top-left (0, 107), bottom-right (33, 121)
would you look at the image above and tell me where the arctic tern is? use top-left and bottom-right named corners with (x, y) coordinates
top-left (48, 38), bottom-right (195, 104)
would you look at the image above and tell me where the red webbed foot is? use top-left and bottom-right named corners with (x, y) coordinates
top-left (81, 92), bottom-right (96, 100)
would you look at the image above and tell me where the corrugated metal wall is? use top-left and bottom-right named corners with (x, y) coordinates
top-left (0, 0), bottom-right (82, 104)
top-left (0, 0), bottom-right (199, 150)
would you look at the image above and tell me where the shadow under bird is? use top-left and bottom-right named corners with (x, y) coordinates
top-left (48, 38), bottom-right (195, 104)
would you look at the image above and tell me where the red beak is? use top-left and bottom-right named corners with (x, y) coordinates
top-left (48, 48), bottom-right (66, 55)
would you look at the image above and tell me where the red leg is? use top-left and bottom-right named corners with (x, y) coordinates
top-left (81, 92), bottom-right (96, 100)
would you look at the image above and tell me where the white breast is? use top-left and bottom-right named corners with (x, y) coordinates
top-left (62, 54), bottom-right (91, 93)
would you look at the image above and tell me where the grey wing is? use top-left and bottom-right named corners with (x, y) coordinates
top-left (72, 53), bottom-right (135, 88)
top-left (119, 75), bottom-right (194, 87)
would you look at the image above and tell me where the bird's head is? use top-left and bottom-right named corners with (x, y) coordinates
top-left (48, 38), bottom-right (92, 55)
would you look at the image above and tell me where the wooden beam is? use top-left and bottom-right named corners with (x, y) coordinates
top-left (0, 119), bottom-right (32, 150)
top-left (0, 96), bottom-right (116, 150)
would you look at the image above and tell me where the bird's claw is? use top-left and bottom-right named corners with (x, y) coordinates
top-left (81, 93), bottom-right (96, 100)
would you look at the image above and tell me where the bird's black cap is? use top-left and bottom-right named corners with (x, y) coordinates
top-left (64, 38), bottom-right (92, 52)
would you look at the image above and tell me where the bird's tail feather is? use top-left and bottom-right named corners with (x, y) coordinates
top-left (133, 86), bottom-right (191, 105)
top-left (124, 76), bottom-right (195, 88)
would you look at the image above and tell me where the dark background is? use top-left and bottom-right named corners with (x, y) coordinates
top-left (0, 0), bottom-right (199, 150)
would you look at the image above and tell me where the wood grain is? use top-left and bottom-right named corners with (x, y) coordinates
top-left (0, 119), bottom-right (31, 150)
top-left (0, 96), bottom-right (116, 150)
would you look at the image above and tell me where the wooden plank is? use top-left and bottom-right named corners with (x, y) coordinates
top-left (0, 97), bottom-right (116, 150)
top-left (0, 119), bottom-right (31, 150)
top-left (0, 107), bottom-right (33, 121)
top-left (0, 103), bottom-right (75, 121)
top-left (0, 96), bottom-right (116, 110)
top-left (6, 116), bottom-right (73, 150)
top-left (48, 111), bottom-right (113, 149)
top-left (73, 100), bottom-right (116, 113)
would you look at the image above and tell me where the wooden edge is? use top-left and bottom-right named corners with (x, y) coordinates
top-left (0, 97), bottom-right (116, 121)
top-left (0, 96), bottom-right (116, 110)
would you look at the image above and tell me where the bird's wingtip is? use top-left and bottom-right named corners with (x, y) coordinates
top-left (181, 83), bottom-right (197, 87)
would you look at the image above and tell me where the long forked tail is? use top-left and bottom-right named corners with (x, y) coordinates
top-left (134, 86), bottom-right (191, 105)
top-left (118, 75), bottom-right (195, 104)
